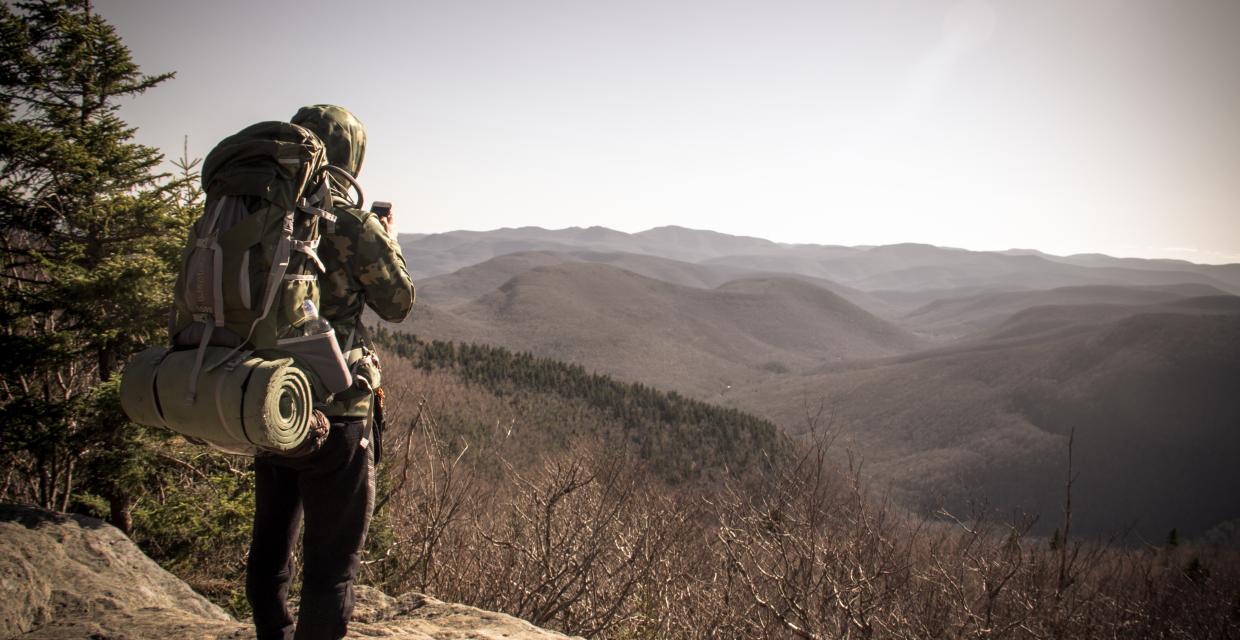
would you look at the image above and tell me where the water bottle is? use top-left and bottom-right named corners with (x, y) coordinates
top-left (300, 299), bottom-right (332, 334)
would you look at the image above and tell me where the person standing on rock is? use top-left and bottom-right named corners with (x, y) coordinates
top-left (246, 104), bottom-right (415, 640)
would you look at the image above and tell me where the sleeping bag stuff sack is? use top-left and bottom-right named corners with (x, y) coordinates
top-left (120, 346), bottom-right (314, 455)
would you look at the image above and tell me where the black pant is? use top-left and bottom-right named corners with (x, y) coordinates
top-left (246, 419), bottom-right (374, 640)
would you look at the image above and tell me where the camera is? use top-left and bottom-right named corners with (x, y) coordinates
top-left (370, 201), bottom-right (392, 220)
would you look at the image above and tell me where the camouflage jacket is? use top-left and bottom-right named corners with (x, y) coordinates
top-left (317, 206), bottom-right (415, 417)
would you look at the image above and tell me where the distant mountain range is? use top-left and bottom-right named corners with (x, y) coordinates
top-left (395, 260), bottom-right (920, 398)
top-left (400, 226), bottom-right (1240, 301)
top-left (386, 226), bottom-right (1240, 539)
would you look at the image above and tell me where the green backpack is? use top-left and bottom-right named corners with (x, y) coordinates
top-left (170, 121), bottom-right (360, 400)
top-left (121, 121), bottom-right (361, 455)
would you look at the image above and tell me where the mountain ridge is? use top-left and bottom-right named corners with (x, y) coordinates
top-left (399, 226), bottom-right (1240, 295)
top-left (388, 260), bottom-right (922, 397)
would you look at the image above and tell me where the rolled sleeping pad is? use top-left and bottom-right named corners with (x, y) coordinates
top-left (119, 346), bottom-right (172, 429)
top-left (120, 345), bottom-right (313, 455)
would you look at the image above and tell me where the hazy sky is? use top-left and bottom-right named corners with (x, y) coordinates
top-left (96, 0), bottom-right (1240, 263)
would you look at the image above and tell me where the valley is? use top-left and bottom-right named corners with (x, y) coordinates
top-left (384, 226), bottom-right (1240, 540)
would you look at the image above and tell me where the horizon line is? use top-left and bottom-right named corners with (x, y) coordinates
top-left (395, 224), bottom-right (1240, 267)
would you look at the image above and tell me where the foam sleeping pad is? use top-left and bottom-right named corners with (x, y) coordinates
top-left (120, 346), bottom-right (313, 454)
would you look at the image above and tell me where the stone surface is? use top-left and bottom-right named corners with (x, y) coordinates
top-left (0, 504), bottom-right (579, 639)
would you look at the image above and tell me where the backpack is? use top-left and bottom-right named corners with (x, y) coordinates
top-left (119, 122), bottom-right (358, 456)
top-left (169, 121), bottom-right (357, 401)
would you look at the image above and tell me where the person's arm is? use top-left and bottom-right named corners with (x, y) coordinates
top-left (351, 213), bottom-right (415, 322)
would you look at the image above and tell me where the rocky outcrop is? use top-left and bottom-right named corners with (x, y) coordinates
top-left (0, 504), bottom-right (578, 639)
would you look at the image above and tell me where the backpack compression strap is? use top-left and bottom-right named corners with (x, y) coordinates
top-left (240, 147), bottom-right (334, 344)
top-left (290, 237), bottom-right (325, 272)
top-left (185, 196), bottom-right (232, 403)
top-left (200, 177), bottom-right (334, 381)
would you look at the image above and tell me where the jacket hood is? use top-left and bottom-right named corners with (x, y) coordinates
top-left (290, 104), bottom-right (367, 177)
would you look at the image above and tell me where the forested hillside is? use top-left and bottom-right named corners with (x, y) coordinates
top-left (364, 333), bottom-right (1240, 639)
top-left (361, 335), bottom-right (1240, 638)
top-left (730, 300), bottom-right (1240, 539)
top-left (371, 327), bottom-right (788, 482)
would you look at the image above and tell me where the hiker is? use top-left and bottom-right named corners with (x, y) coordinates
top-left (245, 104), bottom-right (415, 640)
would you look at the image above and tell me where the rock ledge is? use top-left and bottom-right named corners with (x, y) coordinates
top-left (0, 504), bottom-right (577, 639)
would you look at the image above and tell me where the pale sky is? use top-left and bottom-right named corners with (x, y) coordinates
top-left (97, 0), bottom-right (1240, 263)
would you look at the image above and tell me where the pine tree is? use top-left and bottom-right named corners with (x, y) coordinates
top-left (0, 0), bottom-right (192, 531)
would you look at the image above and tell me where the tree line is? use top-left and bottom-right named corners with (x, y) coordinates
top-left (372, 326), bottom-right (788, 481)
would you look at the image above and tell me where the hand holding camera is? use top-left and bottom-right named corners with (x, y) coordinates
top-left (370, 201), bottom-right (394, 236)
